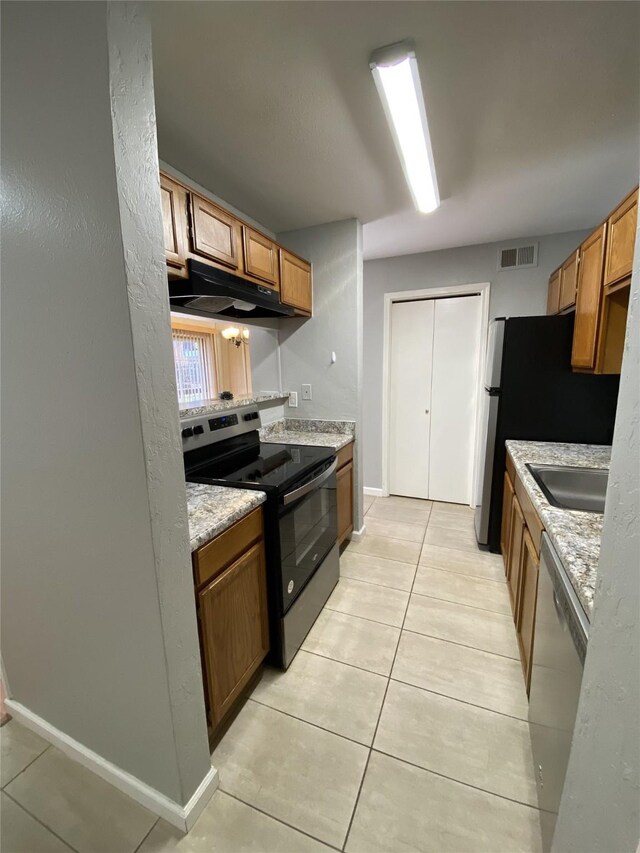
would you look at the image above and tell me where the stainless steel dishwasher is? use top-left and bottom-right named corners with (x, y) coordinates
top-left (529, 533), bottom-right (590, 852)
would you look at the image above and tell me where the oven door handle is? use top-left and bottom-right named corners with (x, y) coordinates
top-left (282, 458), bottom-right (338, 506)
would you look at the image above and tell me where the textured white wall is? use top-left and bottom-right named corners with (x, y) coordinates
top-left (1, 1), bottom-right (210, 806)
top-left (362, 230), bottom-right (591, 489)
top-left (552, 205), bottom-right (640, 852)
top-left (277, 219), bottom-right (364, 529)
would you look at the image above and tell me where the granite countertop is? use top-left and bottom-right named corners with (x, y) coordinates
top-left (186, 483), bottom-right (266, 552)
top-left (179, 392), bottom-right (288, 419)
top-left (260, 418), bottom-right (355, 452)
top-left (506, 440), bottom-right (611, 620)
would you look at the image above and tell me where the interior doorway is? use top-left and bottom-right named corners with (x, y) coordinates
top-left (383, 283), bottom-right (489, 505)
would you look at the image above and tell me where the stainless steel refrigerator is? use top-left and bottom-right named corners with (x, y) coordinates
top-left (474, 314), bottom-right (619, 552)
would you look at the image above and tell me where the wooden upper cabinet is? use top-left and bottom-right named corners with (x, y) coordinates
top-left (160, 173), bottom-right (188, 276)
top-left (558, 250), bottom-right (579, 311)
top-left (198, 541), bottom-right (269, 728)
top-left (280, 250), bottom-right (312, 314)
top-left (242, 226), bottom-right (279, 288)
top-left (604, 188), bottom-right (638, 287)
top-left (571, 224), bottom-right (607, 371)
top-left (189, 193), bottom-right (241, 271)
top-left (546, 268), bottom-right (561, 315)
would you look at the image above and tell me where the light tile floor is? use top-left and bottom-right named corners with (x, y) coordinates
top-left (1, 496), bottom-right (544, 852)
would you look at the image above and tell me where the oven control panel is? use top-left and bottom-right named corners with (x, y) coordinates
top-left (181, 405), bottom-right (261, 450)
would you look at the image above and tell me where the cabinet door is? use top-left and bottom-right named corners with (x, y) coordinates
top-left (500, 471), bottom-right (514, 574)
top-left (242, 226), bottom-right (279, 288)
top-left (337, 460), bottom-right (354, 545)
top-left (604, 188), bottom-right (638, 286)
top-left (507, 495), bottom-right (525, 620)
top-left (160, 173), bottom-right (188, 275)
top-left (190, 193), bottom-right (241, 270)
top-left (558, 250), bottom-right (579, 311)
top-left (571, 224), bottom-right (606, 370)
top-left (198, 541), bottom-right (269, 727)
top-left (518, 530), bottom-right (540, 693)
top-left (546, 269), bottom-right (561, 315)
top-left (280, 250), bottom-right (312, 314)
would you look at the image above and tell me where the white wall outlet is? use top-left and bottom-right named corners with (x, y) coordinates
top-left (301, 384), bottom-right (312, 401)
top-left (288, 391), bottom-right (298, 408)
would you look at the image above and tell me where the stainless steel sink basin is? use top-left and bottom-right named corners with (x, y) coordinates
top-left (526, 464), bottom-right (608, 513)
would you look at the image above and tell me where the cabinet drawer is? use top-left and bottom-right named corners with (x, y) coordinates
top-left (336, 441), bottom-right (354, 470)
top-left (242, 226), bottom-right (279, 288)
top-left (193, 507), bottom-right (263, 588)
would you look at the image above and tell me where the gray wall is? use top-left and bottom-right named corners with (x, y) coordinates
top-left (277, 220), bottom-right (364, 529)
top-left (1, 1), bottom-right (210, 805)
top-left (552, 206), bottom-right (640, 852)
top-left (249, 326), bottom-right (282, 394)
top-left (362, 230), bottom-right (591, 490)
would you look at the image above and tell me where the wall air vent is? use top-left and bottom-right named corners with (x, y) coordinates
top-left (498, 243), bottom-right (538, 271)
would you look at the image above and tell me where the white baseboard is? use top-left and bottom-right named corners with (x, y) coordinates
top-left (5, 700), bottom-right (218, 832)
top-left (363, 487), bottom-right (384, 497)
top-left (350, 524), bottom-right (366, 542)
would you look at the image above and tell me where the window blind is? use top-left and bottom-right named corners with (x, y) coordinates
top-left (172, 328), bottom-right (217, 404)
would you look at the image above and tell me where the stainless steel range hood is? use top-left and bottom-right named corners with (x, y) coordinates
top-left (169, 259), bottom-right (295, 319)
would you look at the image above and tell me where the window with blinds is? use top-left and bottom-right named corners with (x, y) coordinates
top-left (172, 328), bottom-right (217, 404)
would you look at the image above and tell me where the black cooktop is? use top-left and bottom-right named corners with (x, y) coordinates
top-left (186, 441), bottom-right (335, 495)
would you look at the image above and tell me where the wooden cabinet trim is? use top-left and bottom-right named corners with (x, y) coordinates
top-left (546, 268), bottom-right (561, 315)
top-left (559, 250), bottom-right (579, 312)
top-left (604, 187), bottom-right (638, 287)
top-left (336, 441), bottom-right (354, 470)
top-left (505, 450), bottom-right (516, 485)
top-left (571, 223), bottom-right (607, 370)
top-left (513, 473), bottom-right (544, 557)
top-left (500, 471), bottom-right (514, 572)
top-left (193, 507), bottom-right (263, 588)
top-left (337, 459), bottom-right (354, 545)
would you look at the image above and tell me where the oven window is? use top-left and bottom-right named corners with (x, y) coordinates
top-left (279, 477), bottom-right (337, 612)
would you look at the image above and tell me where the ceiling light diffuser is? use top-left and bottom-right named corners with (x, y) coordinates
top-left (370, 40), bottom-right (439, 214)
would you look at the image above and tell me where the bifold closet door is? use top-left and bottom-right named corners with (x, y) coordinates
top-left (429, 295), bottom-right (482, 504)
top-left (389, 299), bottom-right (434, 499)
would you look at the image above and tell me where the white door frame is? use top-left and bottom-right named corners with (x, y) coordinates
top-left (381, 282), bottom-right (491, 504)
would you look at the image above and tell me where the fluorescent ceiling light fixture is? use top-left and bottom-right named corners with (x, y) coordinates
top-left (370, 41), bottom-right (439, 213)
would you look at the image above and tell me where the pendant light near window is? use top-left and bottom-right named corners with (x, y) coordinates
top-left (370, 40), bottom-right (439, 213)
top-left (221, 326), bottom-right (250, 348)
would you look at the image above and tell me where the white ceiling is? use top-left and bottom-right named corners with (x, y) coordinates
top-left (149, 2), bottom-right (639, 260)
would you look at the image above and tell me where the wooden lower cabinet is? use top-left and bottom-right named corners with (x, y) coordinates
top-left (500, 472), bottom-right (514, 569)
top-left (507, 494), bottom-right (526, 615)
top-left (336, 442), bottom-right (354, 546)
top-left (194, 509), bottom-right (269, 735)
top-left (518, 530), bottom-right (540, 693)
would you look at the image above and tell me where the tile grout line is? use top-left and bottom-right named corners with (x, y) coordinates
top-left (400, 626), bottom-right (521, 662)
top-left (300, 647), bottom-right (394, 678)
top-left (415, 561), bottom-right (508, 587)
top-left (2, 787), bottom-right (82, 853)
top-left (1, 742), bottom-right (52, 791)
top-left (247, 696), bottom-right (375, 750)
top-left (408, 590), bottom-right (512, 618)
top-left (369, 747), bottom-right (542, 812)
top-left (341, 551), bottom-right (422, 852)
top-left (219, 788), bottom-right (343, 852)
top-left (323, 604), bottom-right (404, 630)
top-left (387, 676), bottom-right (529, 724)
top-left (132, 818), bottom-right (160, 853)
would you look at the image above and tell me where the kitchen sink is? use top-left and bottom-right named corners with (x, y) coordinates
top-left (526, 464), bottom-right (608, 513)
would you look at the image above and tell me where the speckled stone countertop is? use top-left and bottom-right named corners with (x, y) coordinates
top-left (186, 483), bottom-right (266, 552)
top-left (506, 440), bottom-right (611, 619)
top-left (260, 418), bottom-right (355, 451)
top-left (179, 392), bottom-right (288, 419)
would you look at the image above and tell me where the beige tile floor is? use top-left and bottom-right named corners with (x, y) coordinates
top-left (1, 496), bottom-right (544, 852)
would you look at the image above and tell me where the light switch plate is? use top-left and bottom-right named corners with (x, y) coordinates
top-left (301, 384), bottom-right (312, 401)
top-left (288, 391), bottom-right (298, 408)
